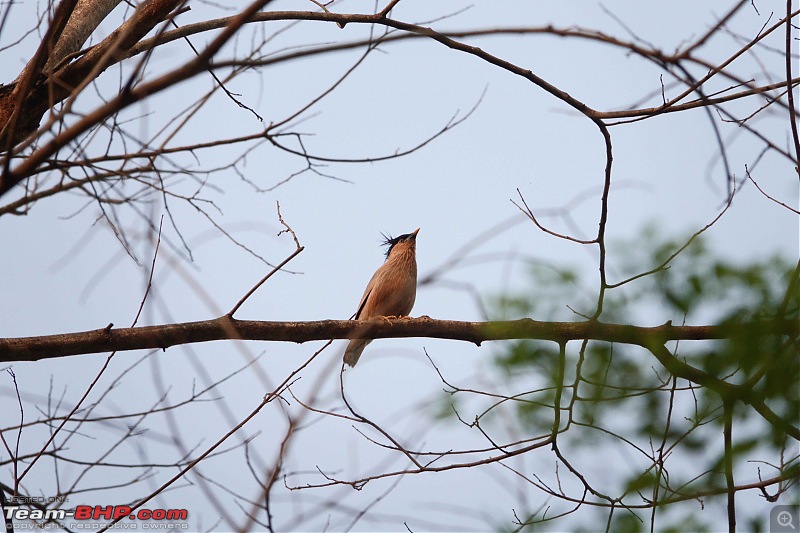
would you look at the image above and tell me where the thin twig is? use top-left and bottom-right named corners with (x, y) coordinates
top-left (227, 203), bottom-right (304, 317)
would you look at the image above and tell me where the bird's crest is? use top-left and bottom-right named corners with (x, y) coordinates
top-left (381, 231), bottom-right (415, 259)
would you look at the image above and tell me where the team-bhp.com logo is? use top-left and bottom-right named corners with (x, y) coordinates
top-left (4, 505), bottom-right (188, 523)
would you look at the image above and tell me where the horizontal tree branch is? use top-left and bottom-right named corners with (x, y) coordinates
top-left (1, 316), bottom-right (795, 362)
top-left (2, 316), bottom-right (797, 440)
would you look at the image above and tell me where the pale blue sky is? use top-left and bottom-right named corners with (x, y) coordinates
top-left (0, 1), bottom-right (797, 531)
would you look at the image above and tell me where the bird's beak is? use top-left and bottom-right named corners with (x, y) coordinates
top-left (411, 228), bottom-right (420, 238)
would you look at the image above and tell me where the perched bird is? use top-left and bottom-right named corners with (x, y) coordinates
top-left (344, 228), bottom-right (420, 367)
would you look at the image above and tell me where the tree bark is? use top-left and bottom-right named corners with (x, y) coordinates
top-left (0, 0), bottom-right (179, 158)
top-left (0, 316), bottom-right (794, 362)
top-left (45, 0), bottom-right (122, 74)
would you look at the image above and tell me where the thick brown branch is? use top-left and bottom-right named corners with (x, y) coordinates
top-left (0, 0), bottom-right (272, 197)
top-left (0, 0), bottom-right (183, 153)
top-left (7, 316), bottom-right (795, 440)
top-left (0, 0), bottom-right (79, 154)
top-left (1, 317), bottom-right (795, 362)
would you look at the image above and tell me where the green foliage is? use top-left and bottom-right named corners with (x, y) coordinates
top-left (479, 227), bottom-right (798, 530)
top-left (633, 228), bottom-right (796, 325)
top-left (491, 262), bottom-right (594, 321)
top-left (609, 511), bottom-right (712, 533)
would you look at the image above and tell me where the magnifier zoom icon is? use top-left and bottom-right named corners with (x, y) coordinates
top-left (778, 510), bottom-right (796, 529)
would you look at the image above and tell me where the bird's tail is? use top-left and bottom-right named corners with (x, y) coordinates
top-left (343, 338), bottom-right (372, 367)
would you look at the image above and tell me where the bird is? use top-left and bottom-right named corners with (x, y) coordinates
top-left (343, 228), bottom-right (420, 367)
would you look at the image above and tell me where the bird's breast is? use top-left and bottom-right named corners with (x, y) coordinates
top-left (361, 257), bottom-right (417, 318)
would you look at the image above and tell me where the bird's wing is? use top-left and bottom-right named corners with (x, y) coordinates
top-left (352, 266), bottom-right (383, 320)
top-left (353, 287), bottom-right (372, 320)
